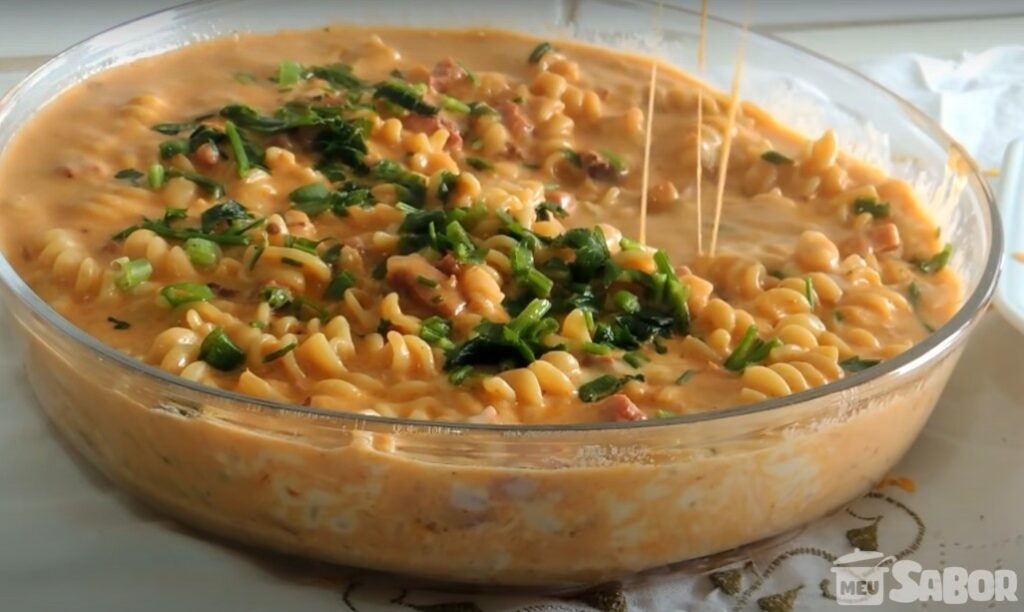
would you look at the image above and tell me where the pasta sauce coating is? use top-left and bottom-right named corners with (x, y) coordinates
top-left (0, 26), bottom-right (960, 424)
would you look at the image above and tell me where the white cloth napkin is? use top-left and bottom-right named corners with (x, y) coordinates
top-left (858, 46), bottom-right (1024, 170)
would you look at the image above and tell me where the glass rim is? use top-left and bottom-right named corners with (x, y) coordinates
top-left (0, 0), bottom-right (1004, 433)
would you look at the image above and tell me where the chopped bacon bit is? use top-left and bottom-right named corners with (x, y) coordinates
top-left (194, 142), bottom-right (220, 166)
top-left (57, 159), bottom-right (106, 179)
top-left (401, 114), bottom-right (463, 151)
top-left (602, 394), bottom-right (648, 421)
top-left (100, 241), bottom-right (120, 255)
top-left (842, 222), bottom-right (902, 256)
top-left (579, 150), bottom-right (619, 181)
top-left (386, 253), bottom-right (466, 317)
top-left (430, 57), bottom-right (467, 93)
top-left (867, 222), bottom-right (901, 252)
top-left (435, 252), bottom-right (462, 277)
top-left (208, 283), bottom-right (238, 299)
top-left (499, 101), bottom-right (533, 139)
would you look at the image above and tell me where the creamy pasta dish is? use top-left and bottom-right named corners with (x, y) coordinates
top-left (0, 26), bottom-right (960, 424)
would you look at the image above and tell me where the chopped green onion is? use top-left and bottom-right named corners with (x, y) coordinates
top-left (199, 327), bottom-right (245, 371)
top-left (448, 365), bottom-right (475, 385)
top-left (165, 168), bottom-right (225, 198)
top-left (114, 168), bottom-right (144, 182)
top-left (560, 148), bottom-right (582, 167)
top-left (437, 170), bottom-right (459, 204)
top-left (600, 149), bottom-right (627, 173)
top-left (833, 310), bottom-right (845, 322)
top-left (106, 316), bottom-right (131, 330)
top-left (159, 139), bottom-right (191, 159)
top-left (578, 373), bottom-right (643, 403)
top-left (373, 79), bottom-right (439, 115)
top-left (803, 276), bottom-right (815, 307)
top-left (224, 120), bottom-right (250, 177)
top-left (277, 60), bottom-right (303, 87)
top-left (761, 150), bottom-right (794, 165)
top-left (839, 356), bottom-right (881, 373)
top-left (324, 270), bottom-right (357, 300)
top-left (160, 282), bottom-right (214, 308)
top-left (456, 60), bottom-right (479, 84)
top-left (293, 296), bottom-right (329, 321)
top-left (723, 325), bottom-right (779, 371)
top-left (151, 122), bottom-right (197, 136)
top-left (619, 237), bottom-right (643, 251)
top-left (184, 237), bottom-right (220, 267)
top-left (260, 286), bottom-right (293, 309)
top-left (852, 197), bottom-right (891, 218)
top-left (583, 342), bottom-right (612, 355)
top-left (263, 341), bottom-right (298, 363)
top-left (440, 95), bottom-right (471, 113)
top-left (529, 42), bottom-right (554, 64)
top-left (675, 369), bottom-right (696, 385)
top-left (655, 409), bottom-right (676, 419)
top-left (147, 164), bottom-right (165, 188)
top-left (416, 274), bottom-right (439, 288)
top-left (466, 156), bottom-right (494, 171)
top-left (623, 351), bottom-right (648, 369)
top-left (915, 243), bottom-right (953, 274)
top-left (420, 316), bottom-right (455, 351)
top-left (613, 290), bottom-right (641, 314)
top-left (113, 257), bottom-right (152, 291)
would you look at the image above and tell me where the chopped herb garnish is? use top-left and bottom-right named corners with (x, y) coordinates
top-left (468, 101), bottom-right (497, 117)
top-left (106, 316), bottom-right (131, 330)
top-left (655, 409), bottom-right (676, 419)
top-left (276, 60), bottom-right (303, 87)
top-left (373, 79), bottom-right (439, 115)
top-left (199, 327), bottom-right (245, 371)
top-left (437, 170), bottom-right (459, 204)
top-left (528, 42), bottom-right (554, 64)
top-left (160, 282), bottom-right (215, 308)
top-left (803, 276), bottom-right (815, 306)
top-left (839, 356), bottom-right (881, 373)
top-left (578, 373), bottom-right (643, 403)
top-left (448, 365), bottom-right (475, 385)
top-left (292, 296), bottom-right (328, 321)
top-left (260, 286), bottom-right (293, 309)
top-left (675, 369), bottom-right (696, 384)
top-left (151, 122), bottom-right (197, 136)
top-left (112, 257), bottom-right (152, 291)
top-left (600, 149), bottom-right (627, 173)
top-left (419, 316), bottom-right (455, 351)
top-left (262, 341), bottom-right (298, 363)
top-left (147, 164), bottom-right (165, 188)
top-left (373, 159), bottom-right (426, 206)
top-left (623, 351), bottom-right (648, 369)
top-left (456, 60), bottom-right (479, 84)
top-left (416, 274), bottom-right (439, 288)
top-left (833, 310), bottom-right (845, 322)
top-left (184, 237), bottom-right (220, 267)
top-left (613, 290), bottom-right (641, 314)
top-left (440, 95), bottom-right (471, 114)
top-left (377, 318), bottom-right (392, 334)
top-left (535, 200), bottom-right (568, 221)
top-left (761, 150), bottom-right (794, 165)
top-left (560, 148), bottom-right (582, 168)
top-left (907, 281), bottom-right (936, 332)
top-left (915, 243), bottom-right (953, 274)
top-left (114, 168), bottom-right (144, 183)
top-left (852, 197), bottom-right (891, 218)
top-left (324, 270), bottom-right (357, 300)
top-left (465, 156), bottom-right (494, 171)
top-left (223, 120), bottom-right (251, 177)
top-left (724, 325), bottom-right (781, 371)
top-left (583, 342), bottom-right (612, 355)
top-left (165, 168), bottom-right (225, 198)
top-left (159, 139), bottom-right (191, 159)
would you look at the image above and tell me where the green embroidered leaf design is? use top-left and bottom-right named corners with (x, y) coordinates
top-left (757, 585), bottom-right (803, 612)
top-left (709, 568), bottom-right (743, 596)
top-left (567, 582), bottom-right (628, 612)
top-left (846, 522), bottom-right (880, 552)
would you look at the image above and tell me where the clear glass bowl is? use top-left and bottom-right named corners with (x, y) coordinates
top-left (0, 0), bottom-right (1001, 587)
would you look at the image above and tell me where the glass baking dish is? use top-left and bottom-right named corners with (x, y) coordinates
top-left (0, 0), bottom-right (1001, 587)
